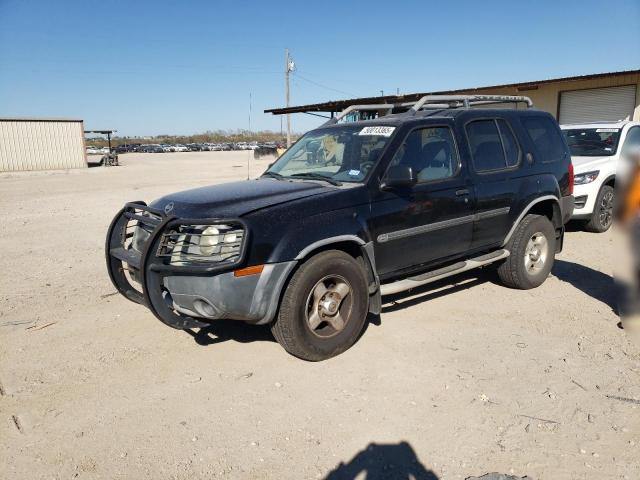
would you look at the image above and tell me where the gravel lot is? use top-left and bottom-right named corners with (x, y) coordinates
top-left (1, 151), bottom-right (638, 480)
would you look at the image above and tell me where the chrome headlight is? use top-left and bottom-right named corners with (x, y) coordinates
top-left (158, 223), bottom-right (245, 266)
top-left (199, 226), bottom-right (220, 256)
top-left (574, 170), bottom-right (599, 185)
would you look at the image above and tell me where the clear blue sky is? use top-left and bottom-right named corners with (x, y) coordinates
top-left (1, 0), bottom-right (638, 137)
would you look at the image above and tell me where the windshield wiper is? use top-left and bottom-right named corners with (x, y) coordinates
top-left (261, 171), bottom-right (286, 180)
top-left (289, 172), bottom-right (342, 186)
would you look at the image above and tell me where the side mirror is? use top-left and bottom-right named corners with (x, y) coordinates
top-left (381, 165), bottom-right (417, 190)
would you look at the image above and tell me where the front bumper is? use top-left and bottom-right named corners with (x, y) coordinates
top-left (105, 202), bottom-right (295, 329)
top-left (570, 182), bottom-right (598, 219)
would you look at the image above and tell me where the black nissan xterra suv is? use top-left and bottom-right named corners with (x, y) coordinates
top-left (106, 95), bottom-right (574, 361)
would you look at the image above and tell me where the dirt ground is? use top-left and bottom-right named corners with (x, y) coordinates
top-left (1, 151), bottom-right (638, 480)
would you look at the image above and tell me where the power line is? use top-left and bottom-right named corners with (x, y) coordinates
top-left (293, 72), bottom-right (358, 97)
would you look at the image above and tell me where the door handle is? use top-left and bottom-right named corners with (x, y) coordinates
top-left (455, 189), bottom-right (470, 196)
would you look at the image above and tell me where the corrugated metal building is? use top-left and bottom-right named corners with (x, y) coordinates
top-left (0, 118), bottom-right (86, 172)
top-left (266, 69), bottom-right (640, 125)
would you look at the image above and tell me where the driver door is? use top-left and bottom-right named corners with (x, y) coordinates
top-left (369, 125), bottom-right (475, 277)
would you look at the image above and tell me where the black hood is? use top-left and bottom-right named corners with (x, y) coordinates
top-left (150, 178), bottom-right (333, 218)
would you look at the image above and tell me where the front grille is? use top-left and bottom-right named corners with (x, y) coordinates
top-left (157, 224), bottom-right (245, 266)
top-left (574, 195), bottom-right (588, 209)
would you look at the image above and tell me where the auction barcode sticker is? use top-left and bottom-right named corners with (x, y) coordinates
top-left (359, 126), bottom-right (396, 137)
top-left (596, 128), bottom-right (618, 133)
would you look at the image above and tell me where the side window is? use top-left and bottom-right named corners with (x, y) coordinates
top-left (521, 116), bottom-right (566, 162)
top-left (467, 120), bottom-right (507, 172)
top-left (390, 126), bottom-right (459, 182)
top-left (622, 127), bottom-right (640, 155)
top-left (496, 119), bottom-right (521, 167)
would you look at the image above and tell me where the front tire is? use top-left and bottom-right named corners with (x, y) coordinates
top-left (585, 185), bottom-right (614, 233)
top-left (271, 250), bottom-right (369, 361)
top-left (498, 214), bottom-right (556, 289)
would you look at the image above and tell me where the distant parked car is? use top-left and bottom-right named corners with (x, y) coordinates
top-left (174, 144), bottom-right (189, 152)
top-left (86, 146), bottom-right (100, 155)
top-left (561, 120), bottom-right (640, 232)
top-left (144, 144), bottom-right (164, 153)
top-left (115, 144), bottom-right (135, 154)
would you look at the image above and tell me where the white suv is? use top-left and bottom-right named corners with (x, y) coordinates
top-left (561, 120), bottom-right (640, 232)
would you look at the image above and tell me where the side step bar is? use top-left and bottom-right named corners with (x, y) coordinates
top-left (380, 249), bottom-right (510, 296)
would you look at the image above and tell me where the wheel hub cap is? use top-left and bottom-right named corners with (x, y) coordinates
top-left (524, 232), bottom-right (549, 273)
top-left (305, 275), bottom-right (353, 338)
top-left (599, 191), bottom-right (614, 228)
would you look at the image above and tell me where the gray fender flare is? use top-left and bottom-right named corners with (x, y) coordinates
top-left (294, 235), bottom-right (381, 316)
top-left (502, 195), bottom-right (561, 246)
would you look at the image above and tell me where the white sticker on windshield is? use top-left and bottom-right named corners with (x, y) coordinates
top-left (596, 128), bottom-right (618, 133)
top-left (359, 126), bottom-right (395, 137)
top-left (348, 169), bottom-right (361, 176)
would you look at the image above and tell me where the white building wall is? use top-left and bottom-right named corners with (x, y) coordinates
top-left (0, 119), bottom-right (86, 172)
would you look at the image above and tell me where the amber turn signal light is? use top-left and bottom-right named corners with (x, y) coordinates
top-left (233, 264), bottom-right (264, 277)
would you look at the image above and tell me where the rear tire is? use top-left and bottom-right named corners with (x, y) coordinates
top-left (498, 214), bottom-right (556, 289)
top-left (585, 185), bottom-right (614, 233)
top-left (271, 250), bottom-right (368, 361)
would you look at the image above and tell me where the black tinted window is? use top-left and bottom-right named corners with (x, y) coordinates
top-left (467, 120), bottom-right (507, 172)
top-left (497, 119), bottom-right (520, 167)
top-left (390, 127), bottom-right (459, 182)
top-left (522, 116), bottom-right (565, 162)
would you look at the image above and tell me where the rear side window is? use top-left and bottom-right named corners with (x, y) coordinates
top-left (466, 119), bottom-right (521, 172)
top-left (497, 119), bottom-right (520, 167)
top-left (522, 116), bottom-right (566, 162)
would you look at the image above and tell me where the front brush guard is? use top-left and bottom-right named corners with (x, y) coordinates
top-left (105, 202), bottom-right (208, 329)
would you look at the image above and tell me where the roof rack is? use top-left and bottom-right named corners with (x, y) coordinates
top-left (406, 94), bottom-right (533, 114)
top-left (323, 95), bottom-right (533, 126)
top-left (323, 104), bottom-right (394, 126)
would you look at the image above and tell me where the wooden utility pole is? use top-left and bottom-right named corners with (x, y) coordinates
top-left (285, 49), bottom-right (293, 148)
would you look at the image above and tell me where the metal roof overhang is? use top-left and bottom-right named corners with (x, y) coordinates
top-left (265, 69), bottom-right (640, 115)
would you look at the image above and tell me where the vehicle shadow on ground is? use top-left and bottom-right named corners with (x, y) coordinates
top-left (323, 441), bottom-right (438, 479)
top-left (564, 220), bottom-right (587, 232)
top-left (380, 259), bottom-right (620, 315)
top-left (552, 259), bottom-right (619, 312)
top-left (185, 320), bottom-right (276, 346)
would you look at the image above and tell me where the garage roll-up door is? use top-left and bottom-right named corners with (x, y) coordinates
top-left (559, 84), bottom-right (636, 124)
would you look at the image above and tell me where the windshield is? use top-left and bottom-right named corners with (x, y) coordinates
top-left (562, 128), bottom-right (621, 157)
top-left (266, 125), bottom-right (396, 183)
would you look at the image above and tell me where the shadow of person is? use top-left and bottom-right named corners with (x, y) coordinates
top-left (552, 259), bottom-right (620, 311)
top-left (184, 319), bottom-right (276, 346)
top-left (324, 441), bottom-right (438, 480)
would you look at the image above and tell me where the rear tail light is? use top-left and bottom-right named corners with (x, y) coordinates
top-left (568, 161), bottom-right (574, 196)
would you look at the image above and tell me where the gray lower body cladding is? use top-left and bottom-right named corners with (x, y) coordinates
top-left (561, 195), bottom-right (575, 224)
top-left (165, 261), bottom-right (297, 325)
